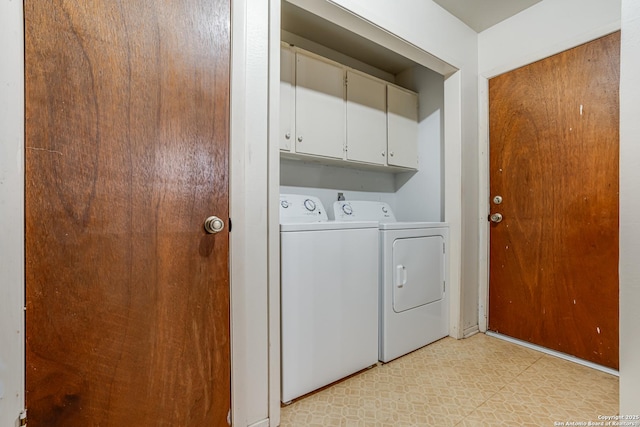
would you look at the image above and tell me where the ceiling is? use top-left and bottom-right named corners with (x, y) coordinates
top-left (432, 0), bottom-right (543, 32)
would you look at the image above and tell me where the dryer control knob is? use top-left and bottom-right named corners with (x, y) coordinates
top-left (303, 199), bottom-right (316, 212)
top-left (342, 204), bottom-right (353, 215)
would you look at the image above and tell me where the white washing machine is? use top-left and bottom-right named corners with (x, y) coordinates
top-left (334, 200), bottom-right (449, 363)
top-left (280, 194), bottom-right (379, 403)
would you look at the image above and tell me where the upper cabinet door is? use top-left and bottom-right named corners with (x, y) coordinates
top-left (346, 70), bottom-right (387, 165)
top-left (387, 85), bottom-right (419, 169)
top-left (280, 44), bottom-right (296, 151)
top-left (295, 52), bottom-right (345, 159)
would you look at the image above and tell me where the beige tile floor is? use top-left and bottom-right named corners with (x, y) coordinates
top-left (280, 333), bottom-right (619, 427)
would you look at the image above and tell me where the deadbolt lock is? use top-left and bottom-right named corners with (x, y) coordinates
top-left (493, 195), bottom-right (503, 205)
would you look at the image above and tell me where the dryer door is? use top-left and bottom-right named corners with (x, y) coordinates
top-left (392, 235), bottom-right (444, 312)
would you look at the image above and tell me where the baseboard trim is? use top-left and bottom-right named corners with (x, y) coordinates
top-left (485, 331), bottom-right (619, 377)
top-left (463, 325), bottom-right (480, 338)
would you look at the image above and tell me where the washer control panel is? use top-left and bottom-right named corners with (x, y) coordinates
top-left (333, 201), bottom-right (396, 222)
top-left (280, 194), bottom-right (328, 223)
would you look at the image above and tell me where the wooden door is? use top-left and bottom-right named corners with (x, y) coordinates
top-left (25, 1), bottom-right (231, 425)
top-left (488, 32), bottom-right (620, 369)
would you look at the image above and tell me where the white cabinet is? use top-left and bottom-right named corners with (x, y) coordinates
top-left (346, 70), bottom-right (387, 165)
top-left (279, 44), bottom-right (419, 172)
top-left (280, 44), bottom-right (295, 151)
top-left (387, 85), bottom-right (419, 169)
top-left (294, 51), bottom-right (345, 159)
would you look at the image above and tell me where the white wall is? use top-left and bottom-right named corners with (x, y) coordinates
top-left (479, 0), bottom-right (621, 77)
top-left (619, 0), bottom-right (640, 414)
top-left (0, 1), bottom-right (24, 426)
top-left (395, 66), bottom-right (445, 222)
top-left (280, 163), bottom-right (397, 215)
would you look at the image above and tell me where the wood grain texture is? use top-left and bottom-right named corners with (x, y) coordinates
top-left (25, 0), bottom-right (231, 425)
top-left (489, 32), bottom-right (620, 369)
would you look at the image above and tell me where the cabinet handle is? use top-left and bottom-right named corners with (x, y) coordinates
top-left (390, 151), bottom-right (394, 157)
top-left (297, 136), bottom-right (303, 142)
top-left (381, 151), bottom-right (386, 157)
top-left (285, 132), bottom-right (291, 140)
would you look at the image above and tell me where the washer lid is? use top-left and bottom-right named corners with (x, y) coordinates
top-left (379, 221), bottom-right (448, 230)
top-left (280, 221), bottom-right (379, 232)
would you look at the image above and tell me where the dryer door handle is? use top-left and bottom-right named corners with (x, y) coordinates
top-left (396, 264), bottom-right (407, 288)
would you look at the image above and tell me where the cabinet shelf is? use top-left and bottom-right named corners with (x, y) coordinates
top-left (280, 151), bottom-right (416, 174)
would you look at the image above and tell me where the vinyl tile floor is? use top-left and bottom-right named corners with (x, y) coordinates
top-left (279, 333), bottom-right (619, 427)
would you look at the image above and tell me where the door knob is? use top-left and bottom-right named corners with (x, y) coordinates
top-left (490, 213), bottom-right (503, 223)
top-left (204, 216), bottom-right (225, 234)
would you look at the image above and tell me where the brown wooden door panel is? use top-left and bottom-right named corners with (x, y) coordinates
top-left (488, 32), bottom-right (619, 369)
top-left (25, 1), bottom-right (230, 425)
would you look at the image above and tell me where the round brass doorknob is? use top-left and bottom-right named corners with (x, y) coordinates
top-left (204, 216), bottom-right (225, 234)
top-left (490, 213), bottom-right (503, 223)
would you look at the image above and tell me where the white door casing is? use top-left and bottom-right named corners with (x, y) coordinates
top-left (0, 1), bottom-right (25, 426)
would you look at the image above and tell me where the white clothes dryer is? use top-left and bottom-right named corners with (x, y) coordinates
top-left (280, 195), bottom-right (379, 402)
top-left (334, 201), bottom-right (449, 363)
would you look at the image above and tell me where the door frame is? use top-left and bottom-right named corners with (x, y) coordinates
top-left (231, 0), bottom-right (281, 425)
top-left (0, 1), bottom-right (25, 425)
top-left (478, 24), bottom-right (622, 334)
